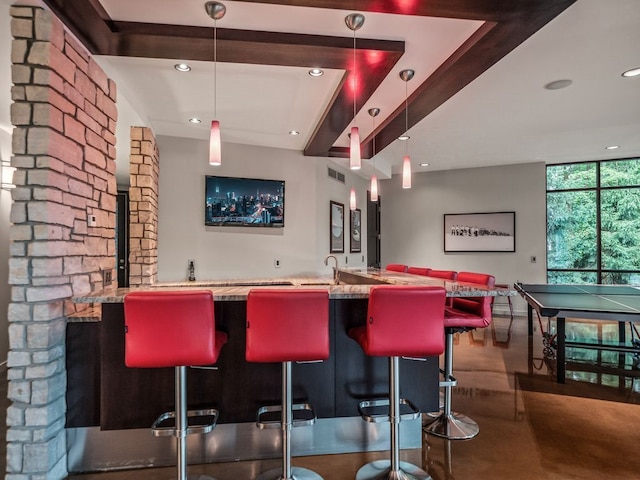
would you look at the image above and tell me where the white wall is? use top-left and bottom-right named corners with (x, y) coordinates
top-left (380, 162), bottom-right (548, 313)
top-left (157, 136), bottom-right (368, 281)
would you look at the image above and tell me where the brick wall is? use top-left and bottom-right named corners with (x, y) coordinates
top-left (8, 6), bottom-right (117, 479)
top-left (128, 126), bottom-right (159, 286)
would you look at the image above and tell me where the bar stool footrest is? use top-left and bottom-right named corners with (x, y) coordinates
top-left (438, 368), bottom-right (457, 388)
top-left (357, 398), bottom-right (420, 424)
top-left (256, 402), bottom-right (316, 429)
top-left (151, 408), bottom-right (219, 437)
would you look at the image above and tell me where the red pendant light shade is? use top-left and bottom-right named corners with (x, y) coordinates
top-left (349, 127), bottom-right (361, 170)
top-left (402, 155), bottom-right (412, 189)
top-left (209, 120), bottom-right (221, 166)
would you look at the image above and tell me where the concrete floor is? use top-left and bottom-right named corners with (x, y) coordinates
top-left (5, 313), bottom-right (640, 479)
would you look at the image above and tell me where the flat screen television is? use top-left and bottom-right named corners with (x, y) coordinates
top-left (205, 175), bottom-right (285, 227)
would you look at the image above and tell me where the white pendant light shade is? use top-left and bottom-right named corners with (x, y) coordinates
top-left (370, 174), bottom-right (378, 202)
top-left (350, 187), bottom-right (357, 210)
top-left (402, 155), bottom-right (412, 189)
top-left (209, 120), bottom-right (222, 166)
top-left (349, 127), bottom-right (361, 170)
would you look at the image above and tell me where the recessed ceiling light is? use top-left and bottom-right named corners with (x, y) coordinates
top-left (398, 135), bottom-right (410, 141)
top-left (174, 63), bottom-right (191, 72)
top-left (605, 145), bottom-right (620, 150)
top-left (622, 67), bottom-right (640, 78)
top-left (544, 79), bottom-right (572, 90)
top-left (419, 163), bottom-right (430, 167)
top-left (188, 118), bottom-right (202, 124)
top-left (308, 68), bottom-right (324, 77)
top-left (289, 130), bottom-right (300, 136)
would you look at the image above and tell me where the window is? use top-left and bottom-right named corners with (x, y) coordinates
top-left (546, 158), bottom-right (640, 284)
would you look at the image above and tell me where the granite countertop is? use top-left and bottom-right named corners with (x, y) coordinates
top-left (73, 268), bottom-right (515, 304)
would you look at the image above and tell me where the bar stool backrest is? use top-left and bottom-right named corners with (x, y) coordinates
top-left (361, 285), bottom-right (445, 358)
top-left (385, 264), bottom-right (408, 273)
top-left (246, 289), bottom-right (329, 363)
top-left (451, 271), bottom-right (495, 318)
top-left (407, 267), bottom-right (430, 276)
top-left (124, 290), bottom-right (221, 368)
top-left (427, 269), bottom-right (457, 280)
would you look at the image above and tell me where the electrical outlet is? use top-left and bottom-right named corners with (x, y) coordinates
top-left (103, 269), bottom-right (112, 285)
top-left (274, 259), bottom-right (281, 268)
top-left (87, 213), bottom-right (97, 227)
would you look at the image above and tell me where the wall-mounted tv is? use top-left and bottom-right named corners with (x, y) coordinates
top-left (205, 175), bottom-right (285, 227)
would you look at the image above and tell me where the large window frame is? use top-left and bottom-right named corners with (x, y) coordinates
top-left (546, 158), bottom-right (640, 284)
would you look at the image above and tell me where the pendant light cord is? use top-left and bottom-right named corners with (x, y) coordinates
top-left (404, 79), bottom-right (409, 155)
top-left (372, 114), bottom-right (376, 168)
top-left (213, 19), bottom-right (218, 119)
top-left (353, 29), bottom-right (356, 125)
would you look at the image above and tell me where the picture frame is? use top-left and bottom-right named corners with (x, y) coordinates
top-left (330, 201), bottom-right (344, 253)
top-left (444, 211), bottom-right (515, 253)
top-left (350, 208), bottom-right (362, 253)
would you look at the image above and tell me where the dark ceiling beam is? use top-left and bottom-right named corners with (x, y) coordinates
top-left (233, 0), bottom-right (559, 22)
top-left (41, 0), bottom-right (114, 53)
top-left (110, 23), bottom-right (403, 157)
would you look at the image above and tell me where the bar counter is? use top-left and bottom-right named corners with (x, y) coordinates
top-left (68, 269), bottom-right (513, 472)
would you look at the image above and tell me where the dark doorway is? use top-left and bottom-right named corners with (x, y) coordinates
top-left (116, 191), bottom-right (129, 287)
top-left (367, 191), bottom-right (380, 268)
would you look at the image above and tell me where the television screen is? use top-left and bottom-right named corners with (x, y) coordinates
top-left (205, 175), bottom-right (285, 227)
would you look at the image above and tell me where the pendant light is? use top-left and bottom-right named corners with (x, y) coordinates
top-left (345, 13), bottom-right (364, 170)
top-left (205, 1), bottom-right (226, 166)
top-left (368, 107), bottom-right (380, 202)
top-left (350, 187), bottom-right (357, 211)
top-left (399, 69), bottom-right (414, 189)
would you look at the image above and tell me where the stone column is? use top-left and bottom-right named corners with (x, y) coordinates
top-left (128, 126), bottom-right (159, 286)
top-left (8, 6), bottom-right (117, 479)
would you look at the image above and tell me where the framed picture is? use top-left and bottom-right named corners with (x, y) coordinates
top-left (350, 208), bottom-right (362, 253)
top-left (330, 201), bottom-right (344, 253)
top-left (444, 211), bottom-right (515, 253)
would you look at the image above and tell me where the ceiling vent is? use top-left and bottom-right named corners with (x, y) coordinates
top-left (328, 167), bottom-right (345, 184)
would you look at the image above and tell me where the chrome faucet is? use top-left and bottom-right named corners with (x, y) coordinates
top-left (324, 255), bottom-right (339, 283)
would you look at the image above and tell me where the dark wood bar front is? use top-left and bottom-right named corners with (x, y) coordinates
top-left (66, 298), bottom-right (439, 430)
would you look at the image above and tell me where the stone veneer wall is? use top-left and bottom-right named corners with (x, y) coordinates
top-left (128, 126), bottom-right (159, 286)
top-left (8, 6), bottom-right (117, 479)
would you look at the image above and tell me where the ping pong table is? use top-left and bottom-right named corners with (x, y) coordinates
top-left (515, 283), bottom-right (640, 383)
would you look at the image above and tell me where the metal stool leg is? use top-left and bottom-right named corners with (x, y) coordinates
top-left (423, 333), bottom-right (479, 440)
top-left (355, 357), bottom-right (431, 480)
top-left (175, 366), bottom-right (218, 480)
top-left (257, 361), bottom-right (323, 480)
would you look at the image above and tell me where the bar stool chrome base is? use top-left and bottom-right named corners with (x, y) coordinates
top-left (257, 466), bottom-right (324, 480)
top-left (422, 411), bottom-right (479, 440)
top-left (355, 460), bottom-right (431, 480)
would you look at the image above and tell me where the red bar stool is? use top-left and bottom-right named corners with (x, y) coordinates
top-left (426, 269), bottom-right (457, 281)
top-left (124, 290), bottom-right (228, 480)
top-left (246, 289), bottom-right (330, 480)
top-left (349, 285), bottom-right (446, 480)
top-left (385, 264), bottom-right (408, 272)
top-left (423, 272), bottom-right (494, 440)
top-left (407, 267), bottom-right (430, 276)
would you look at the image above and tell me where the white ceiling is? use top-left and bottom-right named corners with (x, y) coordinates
top-left (1, 0), bottom-right (639, 184)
